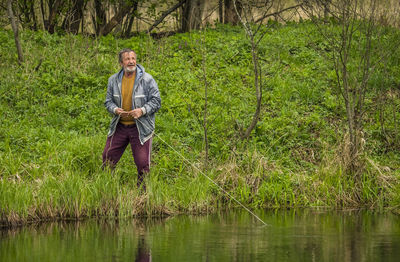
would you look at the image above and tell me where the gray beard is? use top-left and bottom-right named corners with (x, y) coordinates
top-left (124, 65), bottom-right (136, 73)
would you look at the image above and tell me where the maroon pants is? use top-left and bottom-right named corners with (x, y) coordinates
top-left (102, 123), bottom-right (152, 185)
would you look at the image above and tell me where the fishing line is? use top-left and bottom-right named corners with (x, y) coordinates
top-left (135, 118), bottom-right (268, 226)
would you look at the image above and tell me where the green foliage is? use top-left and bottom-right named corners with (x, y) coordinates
top-left (1, 21), bottom-right (400, 225)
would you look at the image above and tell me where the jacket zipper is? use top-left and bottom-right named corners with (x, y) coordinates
top-left (133, 74), bottom-right (144, 145)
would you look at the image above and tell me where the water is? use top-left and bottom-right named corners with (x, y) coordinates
top-left (1, 209), bottom-right (400, 261)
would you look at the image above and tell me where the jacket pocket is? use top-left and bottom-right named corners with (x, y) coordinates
top-left (134, 95), bottom-right (146, 108)
top-left (113, 94), bottom-right (120, 104)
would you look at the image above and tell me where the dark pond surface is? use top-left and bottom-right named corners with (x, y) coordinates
top-left (1, 209), bottom-right (400, 261)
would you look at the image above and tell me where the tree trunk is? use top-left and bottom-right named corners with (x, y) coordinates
top-left (94, 0), bottom-right (107, 35)
top-left (243, 38), bottom-right (262, 139)
top-left (69, 0), bottom-right (85, 34)
top-left (181, 0), bottom-right (204, 32)
top-left (47, 0), bottom-right (63, 34)
top-left (19, 0), bottom-right (30, 28)
top-left (224, 0), bottom-right (242, 25)
top-left (124, 14), bottom-right (135, 37)
top-left (219, 0), bottom-right (223, 23)
top-left (123, 2), bottom-right (139, 37)
top-left (99, 1), bottom-right (137, 36)
top-left (20, 0), bottom-right (38, 30)
top-left (7, 0), bottom-right (24, 64)
top-left (40, 0), bottom-right (46, 30)
top-left (30, 0), bottom-right (38, 30)
top-left (99, 10), bottom-right (128, 36)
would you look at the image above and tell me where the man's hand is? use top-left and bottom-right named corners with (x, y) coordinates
top-left (115, 108), bottom-right (129, 117)
top-left (128, 108), bottom-right (143, 119)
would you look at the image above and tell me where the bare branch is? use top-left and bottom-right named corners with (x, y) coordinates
top-left (233, 0), bottom-right (263, 139)
top-left (255, 3), bottom-right (303, 24)
top-left (147, 0), bottom-right (186, 33)
top-left (7, 0), bottom-right (23, 64)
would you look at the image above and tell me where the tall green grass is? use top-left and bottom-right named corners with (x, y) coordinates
top-left (1, 22), bottom-right (399, 226)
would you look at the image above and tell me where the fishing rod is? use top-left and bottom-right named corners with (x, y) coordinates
top-left (135, 118), bottom-right (268, 226)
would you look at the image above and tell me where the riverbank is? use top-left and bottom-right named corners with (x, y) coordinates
top-left (1, 21), bottom-right (400, 227)
top-left (1, 142), bottom-right (398, 227)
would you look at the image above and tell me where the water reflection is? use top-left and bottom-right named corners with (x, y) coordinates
top-left (134, 220), bottom-right (151, 262)
top-left (1, 210), bottom-right (400, 262)
top-left (136, 235), bottom-right (151, 262)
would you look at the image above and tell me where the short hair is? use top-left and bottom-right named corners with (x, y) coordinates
top-left (118, 48), bottom-right (136, 63)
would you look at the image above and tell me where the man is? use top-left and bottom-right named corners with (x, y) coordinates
top-left (102, 48), bottom-right (161, 190)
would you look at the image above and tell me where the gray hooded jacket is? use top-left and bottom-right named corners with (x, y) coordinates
top-left (105, 64), bottom-right (161, 144)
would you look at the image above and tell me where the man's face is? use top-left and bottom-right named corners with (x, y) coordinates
top-left (120, 51), bottom-right (137, 73)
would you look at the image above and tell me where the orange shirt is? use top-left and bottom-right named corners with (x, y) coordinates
top-left (120, 73), bottom-right (136, 125)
